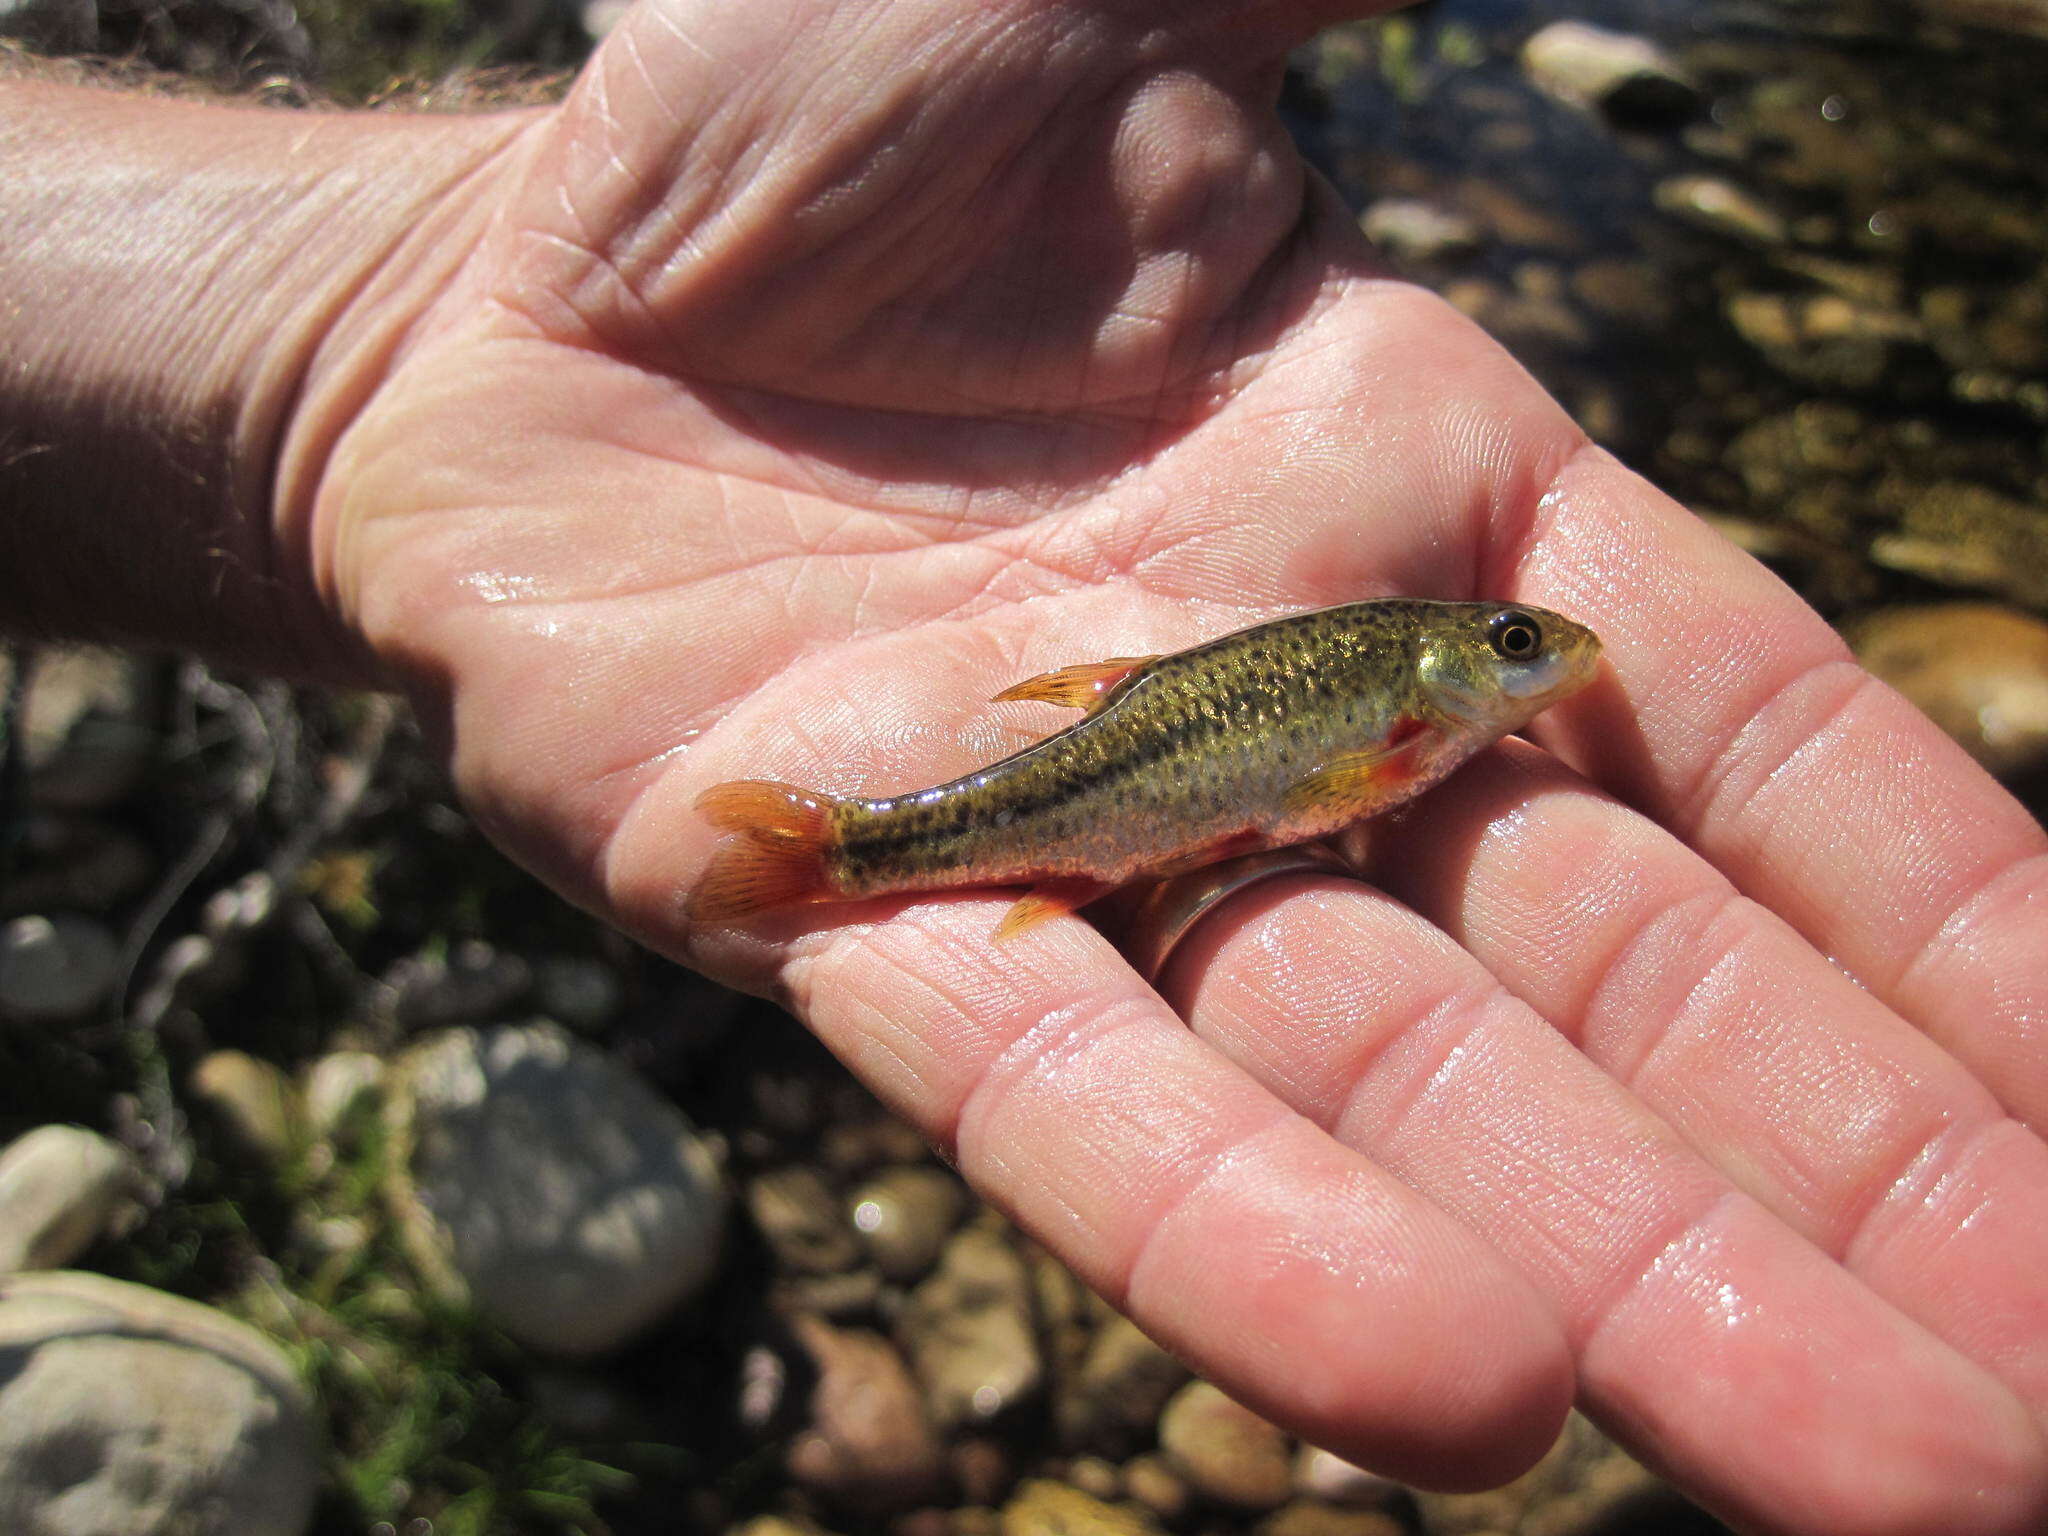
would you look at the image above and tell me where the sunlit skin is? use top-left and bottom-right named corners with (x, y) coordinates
top-left (9, 0), bottom-right (2048, 1529)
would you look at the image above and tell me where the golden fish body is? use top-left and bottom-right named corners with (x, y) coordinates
top-left (692, 599), bottom-right (1601, 934)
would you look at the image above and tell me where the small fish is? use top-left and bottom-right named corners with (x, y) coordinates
top-left (690, 599), bottom-right (1601, 938)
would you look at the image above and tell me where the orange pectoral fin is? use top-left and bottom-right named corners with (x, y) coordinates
top-left (992, 878), bottom-right (1116, 941)
top-left (991, 655), bottom-right (1159, 713)
top-left (1281, 726), bottom-right (1431, 823)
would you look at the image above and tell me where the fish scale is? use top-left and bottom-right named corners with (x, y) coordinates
top-left (690, 598), bottom-right (1601, 937)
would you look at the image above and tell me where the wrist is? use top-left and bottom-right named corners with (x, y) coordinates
top-left (0, 78), bottom-right (539, 681)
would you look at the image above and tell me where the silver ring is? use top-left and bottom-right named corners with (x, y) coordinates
top-left (1117, 834), bottom-right (1372, 984)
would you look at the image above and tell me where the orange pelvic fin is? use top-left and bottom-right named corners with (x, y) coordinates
top-left (690, 779), bottom-right (841, 922)
top-left (1281, 719), bottom-right (1431, 821)
top-left (993, 878), bottom-right (1115, 941)
top-left (992, 655), bottom-right (1158, 714)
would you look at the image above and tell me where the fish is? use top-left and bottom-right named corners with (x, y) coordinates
top-left (689, 598), bottom-right (1601, 938)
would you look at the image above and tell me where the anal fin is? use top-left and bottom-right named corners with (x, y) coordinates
top-left (993, 878), bottom-right (1116, 941)
top-left (992, 655), bottom-right (1159, 713)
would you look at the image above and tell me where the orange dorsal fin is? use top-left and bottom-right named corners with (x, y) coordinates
top-left (992, 878), bottom-right (1116, 941)
top-left (690, 779), bottom-right (841, 922)
top-left (1280, 719), bottom-right (1432, 821)
top-left (992, 655), bottom-right (1159, 714)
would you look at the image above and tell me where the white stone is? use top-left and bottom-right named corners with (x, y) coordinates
top-left (302, 1050), bottom-right (387, 1140)
top-left (0, 1125), bottom-right (145, 1274)
top-left (387, 1021), bottom-right (728, 1356)
top-left (1521, 21), bottom-right (1699, 120)
top-left (0, 1270), bottom-right (318, 1536)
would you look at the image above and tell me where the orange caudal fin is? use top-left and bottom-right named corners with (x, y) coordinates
top-left (690, 780), bottom-right (841, 922)
top-left (992, 656), bottom-right (1159, 713)
top-left (993, 878), bottom-right (1115, 941)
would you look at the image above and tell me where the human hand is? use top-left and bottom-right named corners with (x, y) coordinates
top-left (299, 0), bottom-right (2048, 1528)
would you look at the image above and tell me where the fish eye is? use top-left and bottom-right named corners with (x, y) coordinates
top-left (1488, 609), bottom-right (1544, 661)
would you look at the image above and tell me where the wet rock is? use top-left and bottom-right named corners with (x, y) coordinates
top-left (301, 1050), bottom-right (386, 1142)
top-left (1725, 291), bottom-right (1922, 391)
top-left (0, 1270), bottom-right (318, 1536)
top-left (386, 1021), bottom-right (728, 1356)
top-left (1845, 604), bottom-right (2048, 783)
top-left (1055, 1313), bottom-right (1190, 1455)
top-left (1157, 1380), bottom-right (1293, 1510)
top-left (3, 647), bottom-right (158, 811)
top-left (1359, 199), bottom-right (1480, 264)
top-left (1414, 1412), bottom-right (1669, 1534)
top-left (190, 1050), bottom-right (301, 1164)
top-left (1000, 1479), bottom-right (1165, 1536)
top-left (1257, 1503), bottom-right (1404, 1536)
top-left (1655, 175), bottom-right (1787, 246)
top-left (1121, 1455), bottom-right (1190, 1523)
top-left (851, 1165), bottom-right (969, 1282)
top-left (750, 1165), bottom-right (863, 1276)
top-left (1064, 1454), bottom-right (1123, 1501)
top-left (785, 1314), bottom-right (945, 1512)
top-left (900, 1224), bottom-right (1042, 1429)
top-left (1521, 21), bottom-right (1701, 127)
top-left (0, 913), bottom-right (119, 1025)
top-left (0, 1126), bottom-right (145, 1274)
top-left (1293, 1445), bottom-right (1401, 1509)
top-left (388, 938), bottom-right (532, 1028)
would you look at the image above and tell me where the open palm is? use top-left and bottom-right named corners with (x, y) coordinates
top-left (307, 0), bottom-right (2048, 1528)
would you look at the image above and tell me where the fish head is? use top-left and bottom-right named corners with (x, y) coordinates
top-left (1413, 603), bottom-right (1603, 733)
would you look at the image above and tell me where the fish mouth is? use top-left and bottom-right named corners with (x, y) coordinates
top-left (1544, 619), bottom-right (1604, 704)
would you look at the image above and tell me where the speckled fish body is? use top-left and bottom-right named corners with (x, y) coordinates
top-left (691, 599), bottom-right (1601, 933)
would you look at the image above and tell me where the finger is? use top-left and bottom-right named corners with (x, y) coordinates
top-left (1164, 878), bottom-right (2047, 1536)
top-left (1495, 447), bottom-right (2048, 1132)
top-left (1367, 742), bottom-right (2048, 1416)
top-left (767, 901), bottom-right (1572, 1490)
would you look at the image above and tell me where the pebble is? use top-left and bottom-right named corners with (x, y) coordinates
top-left (1359, 198), bottom-right (1481, 264)
top-left (0, 1270), bottom-right (318, 1536)
top-left (900, 1224), bottom-right (1043, 1430)
top-left (300, 1049), bottom-right (387, 1142)
top-left (1654, 175), bottom-right (1787, 246)
top-left (1055, 1314), bottom-right (1190, 1455)
top-left (0, 913), bottom-right (119, 1025)
top-left (784, 1313), bottom-right (945, 1511)
top-left (5, 647), bottom-right (158, 811)
top-left (190, 1050), bottom-right (301, 1164)
top-left (750, 1164), bottom-right (863, 1275)
top-left (1157, 1380), bottom-right (1294, 1510)
top-left (1000, 1479), bottom-right (1164, 1536)
top-left (1845, 604), bottom-right (2048, 782)
top-left (0, 1126), bottom-right (146, 1274)
top-left (850, 1164), bottom-right (969, 1282)
top-left (1120, 1454), bottom-right (1190, 1523)
top-left (1520, 21), bottom-right (1701, 126)
top-left (1292, 1444), bottom-right (1402, 1509)
top-left (1257, 1503), bottom-right (1404, 1536)
top-left (385, 1021), bottom-right (728, 1356)
top-left (1414, 1411), bottom-right (1666, 1535)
